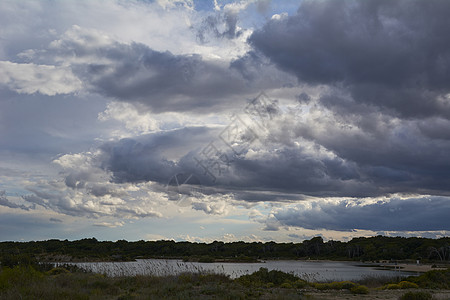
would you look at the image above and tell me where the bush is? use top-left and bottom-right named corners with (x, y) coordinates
top-left (350, 285), bottom-right (369, 294)
top-left (399, 291), bottom-right (432, 300)
top-left (280, 282), bottom-right (292, 289)
top-left (46, 267), bottom-right (70, 276)
top-left (236, 268), bottom-right (300, 287)
top-left (333, 281), bottom-right (358, 290)
top-left (399, 281), bottom-right (419, 289)
top-left (0, 265), bottom-right (43, 290)
top-left (384, 283), bottom-right (401, 289)
top-left (0, 254), bottom-right (36, 268)
top-left (314, 281), bottom-right (358, 290)
top-left (405, 269), bottom-right (450, 289)
top-left (198, 256), bottom-right (215, 263)
top-left (357, 274), bottom-right (399, 288)
top-left (314, 283), bottom-right (331, 290)
top-left (293, 279), bottom-right (307, 288)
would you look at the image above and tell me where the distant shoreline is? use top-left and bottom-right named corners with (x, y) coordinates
top-left (44, 256), bottom-right (450, 273)
top-left (378, 263), bottom-right (447, 273)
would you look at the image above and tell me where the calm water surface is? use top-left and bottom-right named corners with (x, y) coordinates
top-left (61, 259), bottom-right (417, 281)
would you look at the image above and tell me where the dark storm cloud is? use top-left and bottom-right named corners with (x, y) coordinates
top-left (249, 0), bottom-right (450, 118)
top-left (230, 0), bottom-right (450, 198)
top-left (86, 47), bottom-right (247, 113)
top-left (96, 130), bottom-right (374, 198)
top-left (284, 110), bottom-right (450, 196)
top-left (227, 148), bottom-right (367, 196)
top-left (94, 113), bottom-right (450, 199)
top-left (19, 1), bottom-right (450, 204)
top-left (99, 126), bottom-right (221, 184)
top-left (417, 117), bottom-right (450, 141)
top-left (273, 196), bottom-right (450, 231)
top-left (44, 26), bottom-right (292, 114)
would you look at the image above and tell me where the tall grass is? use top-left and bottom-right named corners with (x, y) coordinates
top-left (355, 274), bottom-right (402, 288)
top-left (0, 265), bottom-right (314, 299)
top-left (56, 259), bottom-right (223, 277)
top-left (2, 258), bottom-right (447, 299)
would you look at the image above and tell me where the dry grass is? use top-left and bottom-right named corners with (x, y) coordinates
top-left (1, 265), bottom-right (449, 300)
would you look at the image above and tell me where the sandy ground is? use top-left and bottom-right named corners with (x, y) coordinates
top-left (304, 289), bottom-right (450, 299)
top-left (381, 263), bottom-right (447, 272)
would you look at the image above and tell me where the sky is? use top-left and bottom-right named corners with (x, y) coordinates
top-left (0, 0), bottom-right (450, 243)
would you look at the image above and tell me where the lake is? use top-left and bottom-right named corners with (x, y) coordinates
top-left (59, 259), bottom-right (418, 282)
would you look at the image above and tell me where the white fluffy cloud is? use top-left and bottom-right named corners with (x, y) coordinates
top-left (0, 61), bottom-right (81, 95)
top-left (98, 102), bottom-right (160, 138)
top-left (16, 151), bottom-right (165, 219)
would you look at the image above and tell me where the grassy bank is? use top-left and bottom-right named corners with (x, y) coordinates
top-left (0, 266), bottom-right (308, 300)
top-left (1, 264), bottom-right (449, 299)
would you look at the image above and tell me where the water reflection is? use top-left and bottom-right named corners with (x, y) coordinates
top-left (58, 259), bottom-right (417, 282)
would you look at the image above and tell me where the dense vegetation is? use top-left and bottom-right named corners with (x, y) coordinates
top-left (0, 262), bottom-right (449, 299)
top-left (2, 236), bottom-right (449, 299)
top-left (1, 236), bottom-right (449, 263)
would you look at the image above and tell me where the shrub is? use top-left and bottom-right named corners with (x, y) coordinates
top-left (178, 273), bottom-right (193, 284)
top-left (0, 265), bottom-right (43, 290)
top-left (350, 285), bottom-right (369, 294)
top-left (236, 268), bottom-right (300, 287)
top-left (384, 283), bottom-right (401, 289)
top-left (357, 274), bottom-right (399, 288)
top-left (399, 291), bottom-right (432, 300)
top-left (46, 267), bottom-right (70, 276)
top-left (293, 279), bottom-right (307, 288)
top-left (405, 269), bottom-right (450, 289)
top-left (314, 281), bottom-right (357, 290)
top-left (280, 282), bottom-right (292, 289)
top-left (314, 283), bottom-right (331, 290)
top-left (198, 256), bottom-right (215, 263)
top-left (399, 281), bottom-right (419, 289)
top-left (0, 254), bottom-right (37, 268)
top-left (334, 281), bottom-right (358, 290)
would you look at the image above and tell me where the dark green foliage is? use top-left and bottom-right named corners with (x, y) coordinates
top-left (2, 264), bottom-right (450, 299)
top-left (0, 253), bottom-right (36, 268)
top-left (0, 265), bottom-right (43, 291)
top-left (356, 274), bottom-right (401, 288)
top-left (46, 267), bottom-right (70, 276)
top-left (1, 236), bottom-right (450, 262)
top-left (197, 255), bottom-right (215, 263)
top-left (313, 281), bottom-right (358, 290)
top-left (350, 285), bottom-right (369, 294)
top-left (400, 291), bottom-right (433, 300)
top-left (383, 283), bottom-right (401, 290)
top-left (0, 266), bottom-right (312, 299)
top-left (404, 269), bottom-right (450, 289)
top-left (235, 267), bottom-right (304, 287)
top-left (398, 281), bottom-right (419, 289)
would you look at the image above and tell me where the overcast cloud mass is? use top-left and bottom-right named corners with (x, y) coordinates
top-left (0, 0), bottom-right (449, 242)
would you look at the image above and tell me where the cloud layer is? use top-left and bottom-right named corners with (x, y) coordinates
top-left (271, 196), bottom-right (450, 232)
top-left (1, 0), bottom-right (450, 240)
top-left (250, 0), bottom-right (450, 118)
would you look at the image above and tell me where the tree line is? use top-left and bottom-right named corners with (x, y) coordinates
top-left (0, 236), bottom-right (449, 263)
